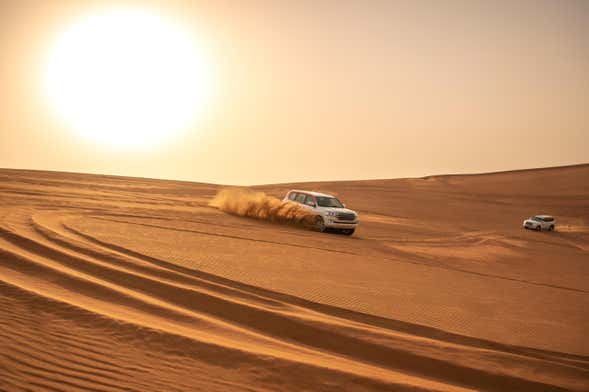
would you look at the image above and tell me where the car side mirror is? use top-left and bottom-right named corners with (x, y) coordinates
top-left (342, 203), bottom-right (346, 208)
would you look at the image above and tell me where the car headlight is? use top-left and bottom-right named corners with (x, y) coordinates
top-left (327, 211), bottom-right (337, 217)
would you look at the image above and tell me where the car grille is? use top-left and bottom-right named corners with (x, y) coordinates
top-left (336, 212), bottom-right (356, 221)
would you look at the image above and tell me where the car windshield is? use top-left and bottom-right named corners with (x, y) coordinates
top-left (316, 196), bottom-right (344, 208)
top-left (532, 216), bottom-right (543, 222)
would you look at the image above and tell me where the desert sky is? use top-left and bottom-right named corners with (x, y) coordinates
top-left (1, 0), bottom-right (588, 185)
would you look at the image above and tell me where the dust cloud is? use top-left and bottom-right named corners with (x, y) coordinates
top-left (209, 188), bottom-right (316, 226)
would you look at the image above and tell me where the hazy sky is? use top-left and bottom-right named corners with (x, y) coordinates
top-left (1, 0), bottom-right (588, 185)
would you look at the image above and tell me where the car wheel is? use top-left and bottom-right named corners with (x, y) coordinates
top-left (549, 225), bottom-right (554, 231)
top-left (342, 228), bottom-right (355, 236)
top-left (314, 216), bottom-right (326, 232)
top-left (536, 225), bottom-right (541, 232)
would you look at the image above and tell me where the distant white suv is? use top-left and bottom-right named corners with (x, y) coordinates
top-left (284, 190), bottom-right (359, 235)
top-left (523, 215), bottom-right (556, 231)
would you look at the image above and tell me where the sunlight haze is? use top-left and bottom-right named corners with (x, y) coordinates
top-left (45, 8), bottom-right (212, 148)
top-left (0, 0), bottom-right (587, 184)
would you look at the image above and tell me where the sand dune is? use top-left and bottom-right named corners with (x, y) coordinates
top-left (0, 165), bottom-right (588, 391)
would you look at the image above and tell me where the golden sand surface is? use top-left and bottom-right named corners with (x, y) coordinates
top-left (1, 165), bottom-right (588, 391)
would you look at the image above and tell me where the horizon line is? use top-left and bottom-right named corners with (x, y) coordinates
top-left (1, 162), bottom-right (588, 187)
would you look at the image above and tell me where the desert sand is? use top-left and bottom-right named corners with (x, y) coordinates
top-left (0, 165), bottom-right (588, 391)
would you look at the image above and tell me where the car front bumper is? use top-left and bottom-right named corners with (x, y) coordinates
top-left (523, 222), bottom-right (537, 229)
top-left (325, 219), bottom-right (359, 229)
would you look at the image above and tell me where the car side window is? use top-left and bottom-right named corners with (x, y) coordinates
top-left (288, 192), bottom-right (297, 201)
top-left (295, 193), bottom-right (306, 204)
top-left (544, 217), bottom-right (553, 222)
top-left (304, 195), bottom-right (316, 207)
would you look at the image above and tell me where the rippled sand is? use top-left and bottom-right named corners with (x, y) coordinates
top-left (1, 165), bottom-right (588, 391)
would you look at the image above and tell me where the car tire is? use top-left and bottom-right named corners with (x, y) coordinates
top-left (315, 216), bottom-right (326, 232)
top-left (549, 225), bottom-right (554, 231)
top-left (536, 225), bottom-right (541, 232)
top-left (342, 228), bottom-right (355, 236)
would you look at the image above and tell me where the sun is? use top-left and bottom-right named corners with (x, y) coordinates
top-left (45, 9), bottom-right (212, 148)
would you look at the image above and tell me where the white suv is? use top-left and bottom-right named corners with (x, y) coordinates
top-left (523, 215), bottom-right (556, 231)
top-left (284, 190), bottom-right (359, 235)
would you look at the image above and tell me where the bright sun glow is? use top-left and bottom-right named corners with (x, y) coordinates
top-left (45, 9), bottom-right (212, 148)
